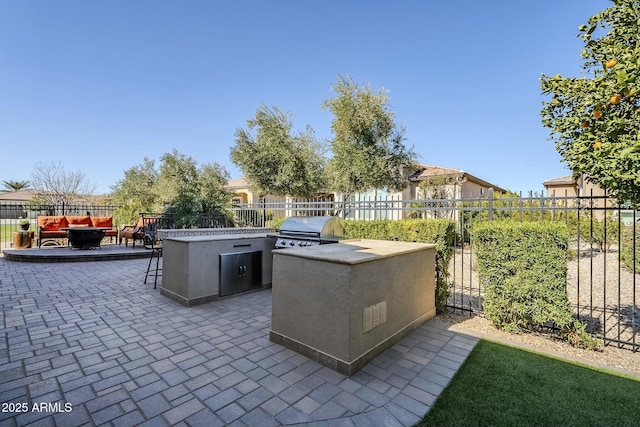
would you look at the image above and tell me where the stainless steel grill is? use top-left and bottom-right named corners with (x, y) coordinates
top-left (274, 216), bottom-right (343, 248)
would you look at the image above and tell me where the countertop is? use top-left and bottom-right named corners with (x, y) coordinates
top-left (165, 233), bottom-right (274, 243)
top-left (272, 239), bottom-right (436, 265)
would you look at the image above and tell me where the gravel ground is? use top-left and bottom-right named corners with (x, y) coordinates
top-left (444, 247), bottom-right (640, 378)
top-left (437, 311), bottom-right (640, 379)
top-left (566, 249), bottom-right (640, 345)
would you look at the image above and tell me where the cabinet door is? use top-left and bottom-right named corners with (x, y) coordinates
top-left (219, 251), bottom-right (262, 296)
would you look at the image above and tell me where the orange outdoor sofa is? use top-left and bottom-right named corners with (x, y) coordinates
top-left (37, 215), bottom-right (118, 248)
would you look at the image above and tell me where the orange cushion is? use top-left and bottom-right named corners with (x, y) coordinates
top-left (38, 216), bottom-right (68, 231)
top-left (66, 216), bottom-right (92, 227)
top-left (120, 228), bottom-right (143, 238)
top-left (91, 216), bottom-right (113, 228)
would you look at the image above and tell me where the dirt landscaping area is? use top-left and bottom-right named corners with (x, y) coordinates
top-left (438, 311), bottom-right (640, 378)
top-left (444, 247), bottom-right (639, 378)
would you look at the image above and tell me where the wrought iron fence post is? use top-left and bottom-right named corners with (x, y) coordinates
top-left (487, 188), bottom-right (494, 221)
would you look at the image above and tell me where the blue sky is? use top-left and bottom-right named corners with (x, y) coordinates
top-left (0, 0), bottom-right (612, 195)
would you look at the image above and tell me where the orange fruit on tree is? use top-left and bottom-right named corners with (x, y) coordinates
top-left (593, 109), bottom-right (603, 119)
top-left (581, 121), bottom-right (589, 128)
top-left (610, 93), bottom-right (622, 104)
top-left (605, 59), bottom-right (617, 68)
top-left (593, 141), bottom-right (603, 149)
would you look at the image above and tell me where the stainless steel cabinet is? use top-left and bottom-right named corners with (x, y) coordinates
top-left (219, 250), bottom-right (262, 296)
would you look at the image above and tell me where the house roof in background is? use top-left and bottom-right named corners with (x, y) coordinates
top-left (0, 189), bottom-right (38, 201)
top-left (409, 164), bottom-right (507, 193)
top-left (543, 175), bottom-right (576, 187)
top-left (227, 177), bottom-right (249, 190)
top-left (409, 165), bottom-right (463, 180)
top-left (227, 164), bottom-right (508, 195)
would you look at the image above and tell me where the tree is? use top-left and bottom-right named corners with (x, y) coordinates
top-left (230, 104), bottom-right (326, 198)
top-left (199, 162), bottom-right (232, 214)
top-left (110, 150), bottom-right (231, 227)
top-left (157, 149), bottom-right (200, 210)
top-left (419, 173), bottom-right (467, 199)
top-left (418, 173), bottom-right (467, 219)
top-left (1, 180), bottom-right (30, 192)
top-left (110, 158), bottom-right (159, 224)
top-left (322, 74), bottom-right (416, 200)
top-left (540, 0), bottom-right (640, 205)
top-left (30, 161), bottom-right (95, 207)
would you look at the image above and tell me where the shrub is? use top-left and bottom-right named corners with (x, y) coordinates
top-left (620, 224), bottom-right (640, 273)
top-left (458, 197), bottom-right (581, 244)
top-left (343, 219), bottom-right (455, 313)
top-left (270, 216), bottom-right (285, 231)
top-left (472, 220), bottom-right (599, 348)
top-left (235, 208), bottom-right (272, 227)
top-left (577, 213), bottom-right (620, 253)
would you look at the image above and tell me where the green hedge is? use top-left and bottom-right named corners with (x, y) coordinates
top-left (621, 225), bottom-right (639, 273)
top-left (472, 220), bottom-right (599, 349)
top-left (473, 221), bottom-right (571, 330)
top-left (270, 216), bottom-right (285, 231)
top-left (576, 214), bottom-right (620, 253)
top-left (343, 219), bottom-right (455, 313)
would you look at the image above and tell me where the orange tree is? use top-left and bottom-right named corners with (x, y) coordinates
top-left (540, 0), bottom-right (640, 205)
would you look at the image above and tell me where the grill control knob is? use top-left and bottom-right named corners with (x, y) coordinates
top-left (289, 241), bottom-right (295, 246)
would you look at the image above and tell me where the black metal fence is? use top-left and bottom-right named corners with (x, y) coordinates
top-left (0, 201), bottom-right (121, 249)
top-left (0, 202), bottom-right (233, 248)
top-left (445, 192), bottom-right (638, 351)
top-left (1, 194), bottom-right (638, 350)
top-left (229, 192), bottom-right (639, 351)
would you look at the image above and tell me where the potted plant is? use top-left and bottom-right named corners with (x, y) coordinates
top-left (19, 218), bottom-right (30, 231)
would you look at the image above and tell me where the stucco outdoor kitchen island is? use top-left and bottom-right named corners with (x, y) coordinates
top-left (161, 233), bottom-right (275, 306)
top-left (270, 239), bottom-right (436, 376)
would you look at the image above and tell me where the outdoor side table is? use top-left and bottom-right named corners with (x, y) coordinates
top-left (12, 231), bottom-right (34, 249)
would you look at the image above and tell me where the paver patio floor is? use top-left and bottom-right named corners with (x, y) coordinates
top-left (0, 257), bottom-right (478, 426)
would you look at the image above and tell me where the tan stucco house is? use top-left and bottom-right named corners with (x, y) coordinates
top-left (543, 174), bottom-right (623, 220)
top-left (228, 164), bottom-right (506, 220)
top-left (407, 164), bottom-right (507, 200)
top-left (227, 177), bottom-right (288, 205)
top-left (543, 174), bottom-right (606, 198)
top-left (544, 173), bottom-right (640, 224)
top-left (228, 165), bottom-right (506, 205)
top-left (0, 189), bottom-right (39, 219)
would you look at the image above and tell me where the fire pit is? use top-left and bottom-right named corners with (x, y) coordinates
top-left (60, 227), bottom-right (110, 250)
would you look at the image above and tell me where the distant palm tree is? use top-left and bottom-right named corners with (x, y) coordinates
top-left (1, 180), bottom-right (30, 191)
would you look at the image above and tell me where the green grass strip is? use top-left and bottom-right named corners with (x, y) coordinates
top-left (1, 224), bottom-right (16, 242)
top-left (417, 339), bottom-right (640, 427)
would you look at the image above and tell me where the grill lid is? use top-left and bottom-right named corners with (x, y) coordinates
top-left (278, 216), bottom-right (343, 239)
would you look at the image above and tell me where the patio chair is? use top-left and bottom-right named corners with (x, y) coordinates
top-left (142, 214), bottom-right (176, 288)
top-left (119, 217), bottom-right (145, 248)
